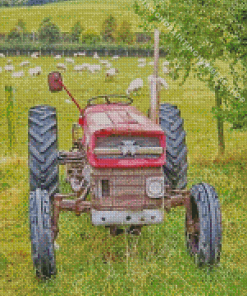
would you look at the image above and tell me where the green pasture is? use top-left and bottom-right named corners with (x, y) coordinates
top-left (0, 0), bottom-right (140, 34)
top-left (0, 56), bottom-right (247, 295)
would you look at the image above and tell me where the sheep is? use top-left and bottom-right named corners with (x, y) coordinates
top-left (54, 55), bottom-right (62, 59)
top-left (138, 58), bottom-right (146, 63)
top-left (112, 55), bottom-right (119, 60)
top-left (99, 60), bottom-right (109, 65)
top-left (163, 66), bottom-right (169, 74)
top-left (88, 64), bottom-right (101, 73)
top-left (65, 58), bottom-right (75, 64)
top-left (31, 52), bottom-right (40, 58)
top-left (7, 59), bottom-right (12, 65)
top-left (57, 63), bottom-right (67, 71)
top-left (0, 67), bottom-right (2, 73)
top-left (29, 66), bottom-right (42, 76)
top-left (93, 52), bottom-right (99, 59)
top-left (0, 53), bottom-right (5, 58)
top-left (11, 71), bottom-right (24, 78)
top-left (105, 62), bottom-right (112, 69)
top-left (19, 61), bottom-right (30, 67)
top-left (77, 51), bottom-right (86, 56)
top-left (81, 63), bottom-right (90, 70)
top-left (148, 61), bottom-right (154, 66)
top-left (138, 62), bottom-right (146, 68)
top-left (105, 68), bottom-right (119, 79)
top-left (126, 78), bottom-right (143, 95)
top-left (148, 75), bottom-right (169, 90)
top-left (73, 64), bottom-right (90, 72)
top-left (163, 61), bottom-right (169, 67)
top-left (4, 65), bottom-right (14, 72)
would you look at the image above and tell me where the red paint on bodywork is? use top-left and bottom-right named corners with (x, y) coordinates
top-left (81, 104), bottom-right (166, 168)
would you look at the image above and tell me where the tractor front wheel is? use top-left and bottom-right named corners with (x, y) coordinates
top-left (29, 189), bottom-right (56, 278)
top-left (185, 183), bottom-right (222, 266)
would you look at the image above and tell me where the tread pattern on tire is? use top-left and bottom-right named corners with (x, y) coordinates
top-left (28, 105), bottom-right (59, 200)
top-left (159, 103), bottom-right (188, 189)
top-left (29, 189), bottom-right (56, 278)
top-left (188, 183), bottom-right (222, 266)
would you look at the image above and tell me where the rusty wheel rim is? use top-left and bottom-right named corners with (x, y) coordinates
top-left (186, 197), bottom-right (200, 255)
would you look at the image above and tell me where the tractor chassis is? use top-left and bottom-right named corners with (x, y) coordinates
top-left (51, 148), bottom-right (193, 240)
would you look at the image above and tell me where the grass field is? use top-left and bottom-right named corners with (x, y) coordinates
top-left (0, 55), bottom-right (247, 295)
top-left (0, 0), bottom-right (140, 34)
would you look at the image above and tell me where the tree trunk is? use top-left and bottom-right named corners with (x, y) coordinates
top-left (215, 86), bottom-right (225, 155)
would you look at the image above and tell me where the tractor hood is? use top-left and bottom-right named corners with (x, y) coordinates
top-left (83, 104), bottom-right (166, 168)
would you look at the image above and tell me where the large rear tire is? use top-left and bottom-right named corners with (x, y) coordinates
top-left (29, 189), bottom-right (56, 278)
top-left (185, 183), bottom-right (222, 266)
top-left (28, 105), bottom-right (59, 200)
top-left (159, 103), bottom-right (187, 189)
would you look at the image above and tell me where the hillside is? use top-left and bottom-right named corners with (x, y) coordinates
top-left (0, 0), bottom-right (141, 34)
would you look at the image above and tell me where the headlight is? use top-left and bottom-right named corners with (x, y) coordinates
top-left (146, 177), bottom-right (164, 198)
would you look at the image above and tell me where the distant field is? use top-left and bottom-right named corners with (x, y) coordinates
top-left (0, 56), bottom-right (247, 295)
top-left (0, 0), bottom-right (141, 34)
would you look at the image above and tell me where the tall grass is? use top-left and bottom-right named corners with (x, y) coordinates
top-left (4, 86), bottom-right (16, 154)
top-left (0, 56), bottom-right (247, 295)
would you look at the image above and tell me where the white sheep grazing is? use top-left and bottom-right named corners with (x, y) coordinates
top-left (0, 67), bottom-right (2, 73)
top-left (112, 55), bottom-right (119, 60)
top-left (163, 61), bottom-right (169, 67)
top-left (138, 62), bottom-right (146, 68)
top-left (93, 52), bottom-right (99, 59)
top-left (148, 75), bottom-right (169, 90)
top-left (77, 51), bottom-right (86, 56)
top-left (4, 65), bottom-right (14, 72)
top-left (29, 66), bottom-right (42, 76)
top-left (138, 58), bottom-right (146, 64)
top-left (148, 61), bottom-right (154, 66)
top-left (54, 55), bottom-right (62, 59)
top-left (163, 66), bottom-right (169, 74)
top-left (19, 61), bottom-right (30, 67)
top-left (126, 78), bottom-right (143, 95)
top-left (74, 53), bottom-right (78, 57)
top-left (12, 71), bottom-right (24, 78)
top-left (105, 68), bottom-right (119, 78)
top-left (88, 64), bottom-right (101, 73)
top-left (80, 63), bottom-right (90, 70)
top-left (57, 63), bottom-right (67, 70)
top-left (105, 62), bottom-right (112, 69)
top-left (31, 52), bottom-right (40, 58)
top-left (0, 53), bottom-right (5, 58)
top-left (73, 65), bottom-right (85, 72)
top-left (65, 58), bottom-right (75, 64)
top-left (158, 77), bottom-right (169, 90)
top-left (99, 60), bottom-right (109, 65)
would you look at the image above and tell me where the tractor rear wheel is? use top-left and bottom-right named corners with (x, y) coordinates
top-left (28, 105), bottom-right (59, 200)
top-left (29, 189), bottom-right (56, 278)
top-left (159, 103), bottom-right (187, 189)
top-left (185, 183), bottom-right (222, 266)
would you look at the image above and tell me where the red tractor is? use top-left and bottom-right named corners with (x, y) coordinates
top-left (28, 72), bottom-right (222, 278)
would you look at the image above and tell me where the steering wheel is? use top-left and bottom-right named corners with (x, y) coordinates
top-left (87, 95), bottom-right (133, 106)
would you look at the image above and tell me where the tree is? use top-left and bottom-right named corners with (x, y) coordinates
top-left (81, 28), bottom-right (101, 45)
top-left (7, 19), bottom-right (27, 41)
top-left (71, 21), bottom-right (83, 43)
top-left (101, 15), bottom-right (117, 42)
top-left (117, 20), bottom-right (133, 44)
top-left (38, 17), bottom-right (60, 43)
top-left (134, 0), bottom-right (247, 155)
